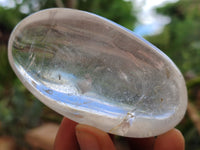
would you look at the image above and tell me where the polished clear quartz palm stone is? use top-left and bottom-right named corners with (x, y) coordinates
top-left (8, 8), bottom-right (187, 137)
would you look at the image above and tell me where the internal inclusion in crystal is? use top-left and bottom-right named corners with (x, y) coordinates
top-left (12, 23), bottom-right (179, 120)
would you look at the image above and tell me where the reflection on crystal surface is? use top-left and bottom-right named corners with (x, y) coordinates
top-left (8, 8), bottom-right (187, 137)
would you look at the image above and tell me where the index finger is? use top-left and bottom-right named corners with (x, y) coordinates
top-left (54, 117), bottom-right (79, 150)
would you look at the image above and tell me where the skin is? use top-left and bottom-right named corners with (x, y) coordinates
top-left (54, 117), bottom-right (185, 150)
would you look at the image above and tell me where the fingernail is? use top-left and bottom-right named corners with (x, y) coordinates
top-left (76, 125), bottom-right (100, 150)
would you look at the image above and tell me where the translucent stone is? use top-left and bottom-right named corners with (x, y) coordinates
top-left (8, 8), bottom-right (187, 137)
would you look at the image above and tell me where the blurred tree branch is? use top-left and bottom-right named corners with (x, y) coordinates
top-left (55, 0), bottom-right (65, 7)
top-left (187, 102), bottom-right (200, 135)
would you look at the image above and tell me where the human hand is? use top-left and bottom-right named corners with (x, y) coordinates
top-left (54, 117), bottom-right (184, 150)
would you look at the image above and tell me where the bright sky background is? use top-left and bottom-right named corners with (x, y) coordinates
top-left (0, 0), bottom-right (179, 36)
top-left (134, 0), bottom-right (179, 36)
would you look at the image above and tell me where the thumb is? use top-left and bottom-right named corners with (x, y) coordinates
top-left (76, 124), bottom-right (116, 150)
top-left (154, 129), bottom-right (185, 150)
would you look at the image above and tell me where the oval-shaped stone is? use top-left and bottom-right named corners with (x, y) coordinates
top-left (8, 8), bottom-right (187, 137)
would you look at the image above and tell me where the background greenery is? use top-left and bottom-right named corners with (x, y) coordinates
top-left (0, 0), bottom-right (200, 149)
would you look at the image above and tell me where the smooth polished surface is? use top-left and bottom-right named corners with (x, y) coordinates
top-left (8, 8), bottom-right (187, 137)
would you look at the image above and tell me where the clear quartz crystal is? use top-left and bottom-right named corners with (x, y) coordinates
top-left (8, 8), bottom-right (187, 137)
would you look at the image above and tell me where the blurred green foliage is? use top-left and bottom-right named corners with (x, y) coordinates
top-left (0, 7), bottom-right (25, 32)
top-left (0, 0), bottom-right (136, 33)
top-left (146, 0), bottom-right (200, 75)
top-left (0, 45), bottom-right (43, 146)
top-left (76, 0), bottom-right (137, 30)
